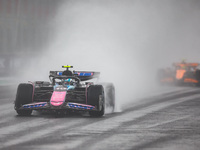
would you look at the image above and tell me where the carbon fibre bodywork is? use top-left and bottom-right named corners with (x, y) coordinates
top-left (14, 66), bottom-right (113, 117)
top-left (21, 81), bottom-right (98, 111)
top-left (158, 62), bottom-right (200, 86)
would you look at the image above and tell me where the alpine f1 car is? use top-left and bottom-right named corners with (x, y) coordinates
top-left (158, 61), bottom-right (200, 86)
top-left (14, 66), bottom-right (115, 117)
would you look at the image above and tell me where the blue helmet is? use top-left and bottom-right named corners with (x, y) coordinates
top-left (64, 78), bottom-right (73, 85)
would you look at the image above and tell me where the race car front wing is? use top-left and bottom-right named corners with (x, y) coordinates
top-left (20, 102), bottom-right (97, 111)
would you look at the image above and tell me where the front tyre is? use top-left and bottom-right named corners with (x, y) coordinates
top-left (14, 83), bottom-right (33, 116)
top-left (87, 85), bottom-right (105, 117)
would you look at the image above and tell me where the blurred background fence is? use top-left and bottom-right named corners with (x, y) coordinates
top-left (0, 0), bottom-right (61, 76)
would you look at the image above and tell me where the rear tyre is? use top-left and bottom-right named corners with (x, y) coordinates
top-left (87, 85), bottom-right (104, 117)
top-left (196, 69), bottom-right (200, 80)
top-left (15, 83), bottom-right (33, 116)
top-left (195, 69), bottom-right (200, 86)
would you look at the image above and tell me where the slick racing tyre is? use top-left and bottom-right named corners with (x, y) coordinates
top-left (15, 83), bottom-right (33, 116)
top-left (104, 83), bottom-right (115, 113)
top-left (195, 69), bottom-right (200, 80)
top-left (87, 85), bottom-right (105, 117)
top-left (195, 69), bottom-right (200, 86)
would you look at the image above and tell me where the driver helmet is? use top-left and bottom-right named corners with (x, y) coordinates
top-left (181, 65), bottom-right (186, 69)
top-left (64, 78), bottom-right (73, 85)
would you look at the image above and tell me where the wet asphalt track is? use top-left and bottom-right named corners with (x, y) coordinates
top-left (0, 85), bottom-right (200, 150)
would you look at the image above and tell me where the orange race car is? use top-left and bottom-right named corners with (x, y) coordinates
top-left (158, 62), bottom-right (200, 86)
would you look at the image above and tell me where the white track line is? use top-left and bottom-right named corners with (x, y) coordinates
top-left (0, 118), bottom-right (54, 138)
top-left (85, 94), bottom-right (200, 150)
top-left (146, 116), bottom-right (190, 129)
top-left (47, 94), bottom-right (200, 150)
top-left (0, 119), bottom-right (84, 148)
top-left (69, 94), bottom-right (200, 134)
top-left (1, 90), bottom-right (199, 149)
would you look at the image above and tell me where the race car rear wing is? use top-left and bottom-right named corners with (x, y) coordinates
top-left (173, 63), bottom-right (199, 67)
top-left (49, 71), bottom-right (100, 81)
top-left (74, 71), bottom-right (100, 81)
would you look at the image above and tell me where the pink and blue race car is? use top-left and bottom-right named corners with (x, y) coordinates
top-left (14, 66), bottom-right (115, 117)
